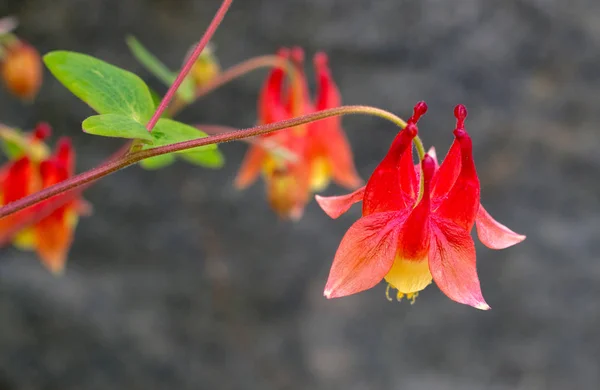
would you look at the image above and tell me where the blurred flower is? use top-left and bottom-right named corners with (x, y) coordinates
top-left (189, 44), bottom-right (221, 88)
top-left (316, 103), bottom-right (525, 309)
top-left (0, 40), bottom-right (43, 101)
top-left (0, 126), bottom-right (90, 273)
top-left (235, 47), bottom-right (360, 219)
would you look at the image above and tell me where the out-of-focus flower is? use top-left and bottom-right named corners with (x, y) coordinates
top-left (0, 40), bottom-right (43, 101)
top-left (315, 103), bottom-right (525, 309)
top-left (189, 45), bottom-right (221, 88)
top-left (235, 47), bottom-right (360, 219)
top-left (0, 125), bottom-right (90, 273)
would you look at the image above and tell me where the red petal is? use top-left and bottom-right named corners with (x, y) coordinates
top-left (35, 209), bottom-right (73, 274)
top-left (258, 49), bottom-right (289, 125)
top-left (36, 160), bottom-right (73, 273)
top-left (476, 204), bottom-right (526, 249)
top-left (399, 145), bottom-right (418, 200)
top-left (315, 186), bottom-right (365, 219)
top-left (32, 122), bottom-right (52, 141)
top-left (2, 157), bottom-right (34, 202)
top-left (362, 125), bottom-right (418, 215)
top-left (285, 46), bottom-right (313, 117)
top-left (309, 52), bottom-right (361, 189)
top-left (55, 137), bottom-right (75, 176)
top-left (431, 140), bottom-right (460, 202)
top-left (426, 147), bottom-right (439, 168)
top-left (435, 130), bottom-right (480, 230)
top-left (0, 158), bottom-right (38, 241)
top-left (324, 211), bottom-right (407, 298)
top-left (429, 219), bottom-right (490, 310)
top-left (398, 155), bottom-right (436, 259)
top-left (235, 144), bottom-right (267, 189)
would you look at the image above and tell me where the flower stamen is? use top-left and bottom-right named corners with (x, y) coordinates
top-left (385, 284), bottom-right (420, 304)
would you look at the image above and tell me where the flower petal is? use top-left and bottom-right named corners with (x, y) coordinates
top-left (362, 124), bottom-right (417, 215)
top-left (258, 48), bottom-right (289, 125)
top-left (476, 204), bottom-right (526, 249)
top-left (426, 147), bottom-right (439, 168)
top-left (324, 210), bottom-right (407, 298)
top-left (0, 157), bottom-right (40, 242)
top-left (315, 186), bottom-right (365, 219)
top-left (431, 140), bottom-right (460, 202)
top-left (311, 52), bottom-right (362, 189)
top-left (285, 46), bottom-right (313, 117)
top-left (266, 160), bottom-right (311, 220)
top-left (435, 129), bottom-right (480, 230)
top-left (429, 219), bottom-right (490, 310)
top-left (35, 159), bottom-right (73, 274)
top-left (235, 144), bottom-right (267, 189)
top-left (55, 137), bottom-right (75, 176)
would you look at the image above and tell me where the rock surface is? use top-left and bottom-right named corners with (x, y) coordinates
top-left (0, 0), bottom-right (599, 389)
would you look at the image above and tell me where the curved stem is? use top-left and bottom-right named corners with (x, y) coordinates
top-left (413, 136), bottom-right (425, 161)
top-left (198, 124), bottom-right (297, 162)
top-left (0, 105), bottom-right (407, 218)
top-left (145, 0), bottom-right (233, 131)
top-left (168, 55), bottom-right (287, 117)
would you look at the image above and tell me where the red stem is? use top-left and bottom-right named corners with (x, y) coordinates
top-left (145, 0), bottom-right (233, 131)
top-left (0, 105), bottom-right (407, 218)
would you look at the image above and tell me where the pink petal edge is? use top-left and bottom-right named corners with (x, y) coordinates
top-left (476, 204), bottom-right (526, 250)
top-left (315, 186), bottom-right (365, 219)
top-left (428, 220), bottom-right (490, 310)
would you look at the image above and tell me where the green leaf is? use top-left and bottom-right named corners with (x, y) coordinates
top-left (149, 118), bottom-right (216, 151)
top-left (139, 119), bottom-right (225, 170)
top-left (44, 51), bottom-right (155, 122)
top-left (125, 35), bottom-right (195, 103)
top-left (139, 154), bottom-right (176, 170)
top-left (179, 149), bottom-right (224, 168)
top-left (82, 114), bottom-right (154, 141)
top-left (148, 87), bottom-right (163, 110)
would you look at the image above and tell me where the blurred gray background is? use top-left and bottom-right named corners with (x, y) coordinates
top-left (1, 0), bottom-right (599, 389)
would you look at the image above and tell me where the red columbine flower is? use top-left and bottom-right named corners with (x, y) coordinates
top-left (235, 47), bottom-right (361, 219)
top-left (0, 40), bottom-right (43, 101)
top-left (0, 130), bottom-right (90, 273)
top-left (315, 103), bottom-right (525, 309)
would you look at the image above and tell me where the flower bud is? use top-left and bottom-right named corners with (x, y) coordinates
top-left (189, 47), bottom-right (220, 88)
top-left (1, 41), bottom-right (42, 101)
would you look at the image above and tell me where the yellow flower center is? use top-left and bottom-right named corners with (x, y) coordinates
top-left (383, 255), bottom-right (433, 303)
top-left (310, 156), bottom-right (331, 191)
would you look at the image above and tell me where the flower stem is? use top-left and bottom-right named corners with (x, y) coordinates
top-left (168, 55), bottom-right (288, 117)
top-left (145, 0), bottom-right (233, 132)
top-left (0, 105), bottom-right (407, 218)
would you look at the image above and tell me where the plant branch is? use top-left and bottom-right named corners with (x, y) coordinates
top-left (167, 55), bottom-right (287, 117)
top-left (145, 0), bottom-right (233, 131)
top-left (0, 105), bottom-right (407, 218)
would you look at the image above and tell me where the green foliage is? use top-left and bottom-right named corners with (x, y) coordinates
top-left (45, 50), bottom-right (224, 170)
top-left (179, 149), bottom-right (224, 168)
top-left (82, 114), bottom-right (154, 141)
top-left (44, 51), bottom-right (155, 122)
top-left (138, 154), bottom-right (176, 170)
top-left (140, 119), bottom-right (225, 169)
top-left (125, 36), bottom-right (195, 102)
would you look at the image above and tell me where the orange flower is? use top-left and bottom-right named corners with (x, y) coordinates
top-left (235, 47), bottom-right (360, 219)
top-left (0, 40), bottom-right (42, 101)
top-left (0, 127), bottom-right (89, 273)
